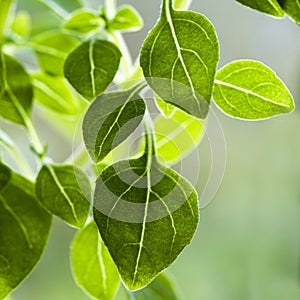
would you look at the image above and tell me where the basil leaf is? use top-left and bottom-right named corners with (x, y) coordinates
top-left (31, 32), bottom-right (79, 76)
top-left (213, 60), bottom-right (294, 120)
top-left (236, 0), bottom-right (285, 17)
top-left (127, 273), bottom-right (180, 300)
top-left (140, 0), bottom-right (219, 119)
top-left (36, 164), bottom-right (91, 228)
top-left (93, 132), bottom-right (199, 290)
top-left (154, 103), bottom-right (204, 164)
top-left (0, 53), bottom-right (33, 125)
top-left (32, 73), bottom-right (80, 115)
top-left (64, 39), bottom-right (121, 101)
top-left (278, 0), bottom-right (300, 23)
top-left (63, 9), bottom-right (105, 34)
top-left (82, 82), bottom-right (146, 163)
top-left (0, 163), bottom-right (52, 299)
top-left (110, 5), bottom-right (144, 32)
top-left (10, 11), bottom-right (31, 40)
top-left (71, 222), bottom-right (120, 300)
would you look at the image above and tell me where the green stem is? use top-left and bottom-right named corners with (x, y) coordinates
top-left (105, 0), bottom-right (117, 19)
top-left (0, 0), bottom-right (14, 44)
top-left (38, 0), bottom-right (69, 20)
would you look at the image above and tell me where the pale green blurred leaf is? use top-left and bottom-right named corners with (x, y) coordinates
top-left (71, 222), bottom-right (120, 300)
top-left (213, 60), bottom-right (294, 120)
top-left (32, 73), bottom-right (80, 115)
top-left (156, 97), bottom-right (176, 118)
top-left (11, 11), bottom-right (31, 40)
top-left (64, 39), bottom-right (121, 101)
top-left (174, 0), bottom-right (192, 10)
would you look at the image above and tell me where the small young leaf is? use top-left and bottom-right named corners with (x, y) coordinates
top-left (278, 0), bottom-right (300, 23)
top-left (236, 0), bottom-right (285, 17)
top-left (127, 273), bottom-right (180, 300)
top-left (154, 103), bottom-right (204, 164)
top-left (32, 73), bottom-right (80, 115)
top-left (213, 60), bottom-right (294, 120)
top-left (109, 5), bottom-right (144, 32)
top-left (82, 82), bottom-right (146, 163)
top-left (64, 39), bottom-right (121, 101)
top-left (63, 9), bottom-right (105, 34)
top-left (31, 32), bottom-right (79, 76)
top-left (0, 163), bottom-right (52, 299)
top-left (140, 0), bottom-right (219, 119)
top-left (36, 164), bottom-right (91, 228)
top-left (71, 222), bottom-right (120, 300)
top-left (11, 11), bottom-right (31, 40)
top-left (93, 132), bottom-right (199, 290)
top-left (0, 53), bottom-right (33, 125)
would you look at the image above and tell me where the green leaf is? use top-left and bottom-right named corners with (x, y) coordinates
top-left (11, 11), bottom-right (31, 40)
top-left (93, 132), bottom-right (199, 290)
top-left (35, 164), bottom-right (91, 228)
top-left (64, 39), bottom-right (122, 101)
top-left (110, 5), bottom-right (144, 32)
top-left (31, 32), bottom-right (79, 76)
top-left (278, 0), bottom-right (300, 23)
top-left (174, 0), bottom-right (192, 10)
top-left (71, 222), bottom-right (120, 300)
top-left (0, 163), bottom-right (52, 299)
top-left (63, 9), bottom-right (105, 34)
top-left (236, 0), bottom-right (285, 17)
top-left (82, 82), bottom-right (146, 163)
top-left (140, 0), bottom-right (219, 119)
top-left (154, 102), bottom-right (204, 164)
top-left (0, 53), bottom-right (33, 125)
top-left (127, 273), bottom-right (180, 300)
top-left (32, 73), bottom-right (80, 115)
top-left (155, 97), bottom-right (176, 118)
top-left (213, 60), bottom-right (294, 120)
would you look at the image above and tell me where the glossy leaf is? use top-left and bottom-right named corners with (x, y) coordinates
top-left (236, 0), bottom-right (285, 17)
top-left (0, 163), bottom-right (52, 299)
top-left (93, 132), bottom-right (199, 290)
top-left (278, 0), bottom-right (300, 23)
top-left (110, 5), bottom-right (143, 32)
top-left (71, 222), bottom-right (120, 300)
top-left (82, 82), bottom-right (146, 162)
top-left (127, 273), bottom-right (180, 300)
top-left (64, 39), bottom-right (121, 101)
top-left (154, 103), bottom-right (204, 164)
top-left (0, 53), bottom-right (33, 125)
top-left (32, 73), bottom-right (79, 115)
top-left (11, 11), bottom-right (31, 40)
top-left (213, 60), bottom-right (294, 120)
top-left (140, 0), bottom-right (219, 119)
top-left (31, 32), bottom-right (79, 75)
top-left (36, 164), bottom-right (91, 228)
top-left (63, 9), bottom-right (105, 34)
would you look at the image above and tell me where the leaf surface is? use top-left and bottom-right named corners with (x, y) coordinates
top-left (127, 273), bottom-right (180, 300)
top-left (236, 0), bottom-right (285, 17)
top-left (64, 39), bottom-right (121, 101)
top-left (213, 60), bottom-right (294, 120)
top-left (140, 0), bottom-right (219, 119)
top-left (0, 163), bottom-right (52, 299)
top-left (31, 32), bottom-right (79, 76)
top-left (93, 132), bottom-right (199, 290)
top-left (82, 82), bottom-right (146, 162)
top-left (36, 164), bottom-right (91, 228)
top-left (71, 222), bottom-right (119, 300)
top-left (278, 0), bottom-right (300, 23)
top-left (0, 53), bottom-right (33, 125)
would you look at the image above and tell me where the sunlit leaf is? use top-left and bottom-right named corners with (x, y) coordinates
top-left (64, 39), bottom-right (121, 101)
top-left (10, 11), bottom-right (31, 40)
top-left (140, 0), bottom-right (219, 119)
top-left (0, 163), bottom-right (52, 299)
top-left (213, 60), bottom-right (294, 120)
top-left (71, 222), bottom-right (120, 300)
top-left (82, 82), bottom-right (146, 163)
top-left (93, 132), bottom-right (199, 290)
top-left (36, 164), bottom-right (91, 228)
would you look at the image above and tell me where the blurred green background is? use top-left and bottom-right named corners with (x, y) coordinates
top-left (4, 0), bottom-right (300, 299)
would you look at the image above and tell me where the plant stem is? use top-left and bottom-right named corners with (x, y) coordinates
top-left (38, 0), bottom-right (69, 20)
top-left (105, 0), bottom-right (117, 19)
top-left (0, 0), bottom-right (14, 44)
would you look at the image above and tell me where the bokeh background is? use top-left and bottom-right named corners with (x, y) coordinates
top-left (4, 0), bottom-right (300, 299)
